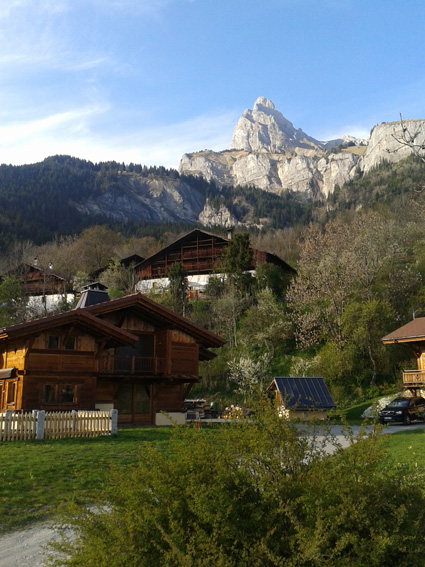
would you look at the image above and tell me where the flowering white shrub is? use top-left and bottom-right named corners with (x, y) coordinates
top-left (228, 353), bottom-right (271, 402)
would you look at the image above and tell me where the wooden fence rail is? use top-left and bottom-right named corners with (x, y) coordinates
top-left (0, 409), bottom-right (118, 441)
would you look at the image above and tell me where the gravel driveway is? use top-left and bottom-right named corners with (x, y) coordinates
top-left (0, 522), bottom-right (60, 567)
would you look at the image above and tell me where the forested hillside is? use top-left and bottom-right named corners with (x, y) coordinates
top-left (0, 155), bottom-right (313, 252)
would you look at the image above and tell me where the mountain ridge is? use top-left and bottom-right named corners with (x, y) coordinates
top-left (179, 97), bottom-right (424, 199)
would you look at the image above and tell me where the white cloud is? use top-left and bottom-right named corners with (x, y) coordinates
top-left (0, 109), bottom-right (235, 168)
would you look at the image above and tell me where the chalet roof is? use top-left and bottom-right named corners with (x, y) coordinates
top-left (253, 249), bottom-right (297, 274)
top-left (90, 254), bottom-right (145, 279)
top-left (0, 309), bottom-right (137, 349)
top-left (133, 228), bottom-right (229, 271)
top-left (82, 292), bottom-right (226, 349)
top-left (382, 318), bottom-right (425, 343)
top-left (120, 254), bottom-right (145, 267)
top-left (268, 377), bottom-right (335, 410)
top-left (1, 262), bottom-right (67, 282)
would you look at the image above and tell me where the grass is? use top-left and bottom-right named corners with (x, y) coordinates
top-left (381, 427), bottom-right (425, 463)
top-left (1, 418), bottom-right (424, 535)
top-left (0, 427), bottom-right (173, 534)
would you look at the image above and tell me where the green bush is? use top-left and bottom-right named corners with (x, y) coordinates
top-left (50, 402), bottom-right (425, 567)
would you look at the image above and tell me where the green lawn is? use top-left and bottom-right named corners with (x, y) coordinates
top-left (0, 427), bottom-right (173, 533)
top-left (0, 423), bottom-right (423, 534)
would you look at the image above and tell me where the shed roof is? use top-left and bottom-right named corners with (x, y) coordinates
top-left (382, 317), bottom-right (425, 343)
top-left (268, 377), bottom-right (335, 410)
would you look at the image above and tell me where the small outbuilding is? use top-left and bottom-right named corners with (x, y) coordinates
top-left (267, 377), bottom-right (336, 420)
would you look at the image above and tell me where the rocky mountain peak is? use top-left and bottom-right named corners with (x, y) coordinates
top-left (230, 96), bottom-right (321, 153)
top-left (179, 97), bottom-right (425, 203)
top-left (253, 96), bottom-right (275, 111)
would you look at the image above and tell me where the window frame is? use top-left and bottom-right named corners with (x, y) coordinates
top-left (41, 383), bottom-right (77, 405)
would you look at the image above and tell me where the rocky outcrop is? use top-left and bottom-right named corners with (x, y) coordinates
top-left (198, 200), bottom-right (239, 228)
top-left (360, 119), bottom-right (425, 174)
top-left (179, 97), bottom-right (425, 199)
top-left (72, 173), bottom-right (205, 223)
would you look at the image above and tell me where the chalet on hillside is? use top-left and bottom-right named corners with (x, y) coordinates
top-left (90, 254), bottom-right (145, 281)
top-left (382, 318), bottom-right (425, 390)
top-left (0, 291), bottom-right (225, 425)
top-left (1, 262), bottom-right (74, 314)
top-left (134, 228), bottom-right (296, 293)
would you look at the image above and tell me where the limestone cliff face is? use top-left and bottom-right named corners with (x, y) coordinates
top-left (73, 173), bottom-right (205, 223)
top-left (359, 119), bottom-right (425, 174)
top-left (179, 97), bottom-right (425, 199)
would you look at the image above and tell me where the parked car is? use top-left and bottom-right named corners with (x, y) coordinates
top-left (378, 396), bottom-right (425, 425)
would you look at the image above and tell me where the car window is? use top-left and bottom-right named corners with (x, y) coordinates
top-left (388, 399), bottom-right (409, 408)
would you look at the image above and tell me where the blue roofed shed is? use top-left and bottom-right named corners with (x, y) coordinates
top-left (267, 377), bottom-right (335, 420)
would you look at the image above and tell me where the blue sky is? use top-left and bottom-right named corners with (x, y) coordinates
top-left (1, 0), bottom-right (424, 168)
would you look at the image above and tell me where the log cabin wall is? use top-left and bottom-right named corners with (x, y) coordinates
top-left (153, 382), bottom-right (185, 413)
top-left (169, 329), bottom-right (199, 375)
top-left (0, 327), bottom-right (99, 412)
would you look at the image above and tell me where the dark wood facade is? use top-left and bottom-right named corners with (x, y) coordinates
top-left (133, 229), bottom-right (296, 282)
top-left (0, 294), bottom-right (225, 424)
top-left (2, 263), bottom-right (73, 297)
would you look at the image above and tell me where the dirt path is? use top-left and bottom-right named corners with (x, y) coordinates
top-left (0, 523), bottom-right (59, 567)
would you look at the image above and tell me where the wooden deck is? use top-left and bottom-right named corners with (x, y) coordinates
top-left (98, 355), bottom-right (165, 375)
top-left (403, 370), bottom-right (425, 387)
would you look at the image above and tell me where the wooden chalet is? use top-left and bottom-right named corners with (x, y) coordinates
top-left (133, 229), bottom-right (295, 288)
top-left (1, 262), bottom-right (74, 314)
top-left (0, 292), bottom-right (225, 425)
top-left (382, 318), bottom-right (425, 390)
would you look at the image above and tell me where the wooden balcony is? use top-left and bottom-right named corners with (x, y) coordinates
top-left (98, 355), bottom-right (165, 376)
top-left (403, 370), bottom-right (425, 387)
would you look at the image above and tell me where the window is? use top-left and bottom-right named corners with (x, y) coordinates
top-left (60, 385), bottom-right (75, 403)
top-left (6, 381), bottom-right (16, 404)
top-left (64, 337), bottom-right (76, 350)
top-left (42, 384), bottom-right (76, 404)
top-left (48, 335), bottom-right (59, 349)
top-left (42, 384), bottom-right (55, 403)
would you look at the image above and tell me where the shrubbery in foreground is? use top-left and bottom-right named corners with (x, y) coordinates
top-left (50, 404), bottom-right (425, 567)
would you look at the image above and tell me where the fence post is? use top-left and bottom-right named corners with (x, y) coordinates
top-left (35, 410), bottom-right (45, 440)
top-left (111, 409), bottom-right (118, 435)
top-left (4, 410), bottom-right (12, 438)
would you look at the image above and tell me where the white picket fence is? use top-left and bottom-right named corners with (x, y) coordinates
top-left (0, 409), bottom-right (118, 441)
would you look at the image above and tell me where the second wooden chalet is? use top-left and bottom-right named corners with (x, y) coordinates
top-left (382, 318), bottom-right (425, 391)
top-left (1, 262), bottom-right (74, 315)
top-left (0, 292), bottom-right (225, 425)
top-left (134, 228), bottom-right (296, 294)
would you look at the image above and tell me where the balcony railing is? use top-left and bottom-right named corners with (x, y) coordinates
top-left (403, 370), bottom-right (425, 386)
top-left (98, 356), bottom-right (165, 375)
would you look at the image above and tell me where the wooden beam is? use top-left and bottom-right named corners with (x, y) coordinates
top-left (63, 325), bottom-right (75, 345)
top-left (95, 339), bottom-right (107, 360)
